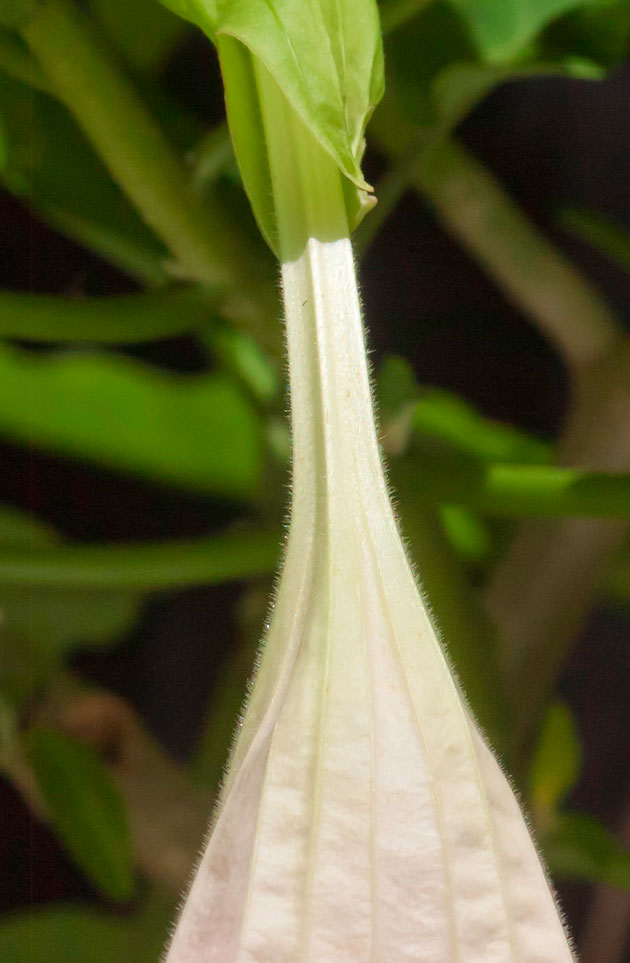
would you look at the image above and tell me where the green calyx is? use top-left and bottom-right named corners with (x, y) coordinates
top-left (158, 0), bottom-right (384, 253)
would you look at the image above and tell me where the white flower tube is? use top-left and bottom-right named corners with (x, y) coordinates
top-left (165, 64), bottom-right (575, 963)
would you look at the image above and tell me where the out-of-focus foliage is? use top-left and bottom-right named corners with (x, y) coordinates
top-left (1, 0), bottom-right (630, 956)
top-left (0, 344), bottom-right (263, 496)
top-left (30, 730), bottom-right (135, 901)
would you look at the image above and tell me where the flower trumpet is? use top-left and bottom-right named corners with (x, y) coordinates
top-left (165, 58), bottom-right (575, 963)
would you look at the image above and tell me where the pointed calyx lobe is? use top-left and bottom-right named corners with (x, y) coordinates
top-left (157, 0), bottom-right (383, 252)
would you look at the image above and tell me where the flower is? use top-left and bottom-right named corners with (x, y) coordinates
top-left (165, 234), bottom-right (575, 962)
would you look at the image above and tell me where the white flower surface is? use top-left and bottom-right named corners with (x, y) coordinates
top-left (165, 235), bottom-right (575, 962)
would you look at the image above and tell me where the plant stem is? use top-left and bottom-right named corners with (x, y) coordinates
top-left (22, 0), bottom-right (278, 352)
top-left (486, 342), bottom-right (630, 757)
top-left (414, 137), bottom-right (622, 372)
top-left (371, 111), bottom-right (621, 373)
top-left (0, 530), bottom-right (280, 591)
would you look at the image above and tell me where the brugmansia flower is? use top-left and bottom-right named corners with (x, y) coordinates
top-left (164, 53), bottom-right (575, 961)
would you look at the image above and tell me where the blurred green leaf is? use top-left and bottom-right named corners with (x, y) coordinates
top-left (88, 0), bottom-right (187, 74)
top-left (29, 729), bottom-right (135, 901)
top-left (204, 324), bottom-right (279, 404)
top-left (3, 590), bottom-right (140, 658)
top-left (0, 27), bottom-right (49, 90)
top-left (0, 891), bottom-right (173, 962)
top-left (449, 0), bottom-right (589, 62)
top-left (604, 549), bottom-right (630, 604)
top-left (0, 0), bottom-right (36, 29)
top-left (190, 123), bottom-right (238, 192)
top-left (0, 907), bottom-right (131, 963)
top-left (0, 344), bottom-right (263, 497)
top-left (386, 0), bottom-right (617, 137)
top-left (380, 0), bottom-right (434, 34)
top-left (545, 812), bottom-right (630, 889)
top-left (559, 206), bottom-right (630, 272)
top-left (388, 1), bottom-right (476, 128)
top-left (529, 701), bottom-right (581, 814)
top-left (0, 288), bottom-right (210, 343)
top-left (438, 504), bottom-right (492, 562)
top-left (0, 506), bottom-right (140, 705)
top-left (0, 75), bottom-right (168, 285)
top-left (540, 0), bottom-right (630, 71)
top-left (412, 389), bottom-right (551, 464)
top-left (377, 355), bottom-right (419, 423)
top-left (0, 528), bottom-right (280, 591)
top-left (377, 357), bottom-right (551, 465)
top-left (0, 503), bottom-right (57, 548)
top-left (402, 452), bottom-right (630, 517)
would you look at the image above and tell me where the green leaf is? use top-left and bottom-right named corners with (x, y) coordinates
top-left (380, 0), bottom-right (434, 34)
top-left (604, 550), bottom-right (630, 604)
top-left (88, 0), bottom-right (187, 74)
top-left (0, 344), bottom-right (262, 497)
top-left (0, 529), bottom-right (280, 591)
top-left (438, 504), bottom-right (492, 563)
top-left (0, 505), bottom-right (141, 704)
top-left (0, 27), bottom-right (50, 91)
top-left (377, 354), bottom-right (419, 423)
top-left (0, 893), bottom-right (173, 963)
top-left (529, 701), bottom-right (581, 813)
top-left (159, 0), bottom-right (384, 248)
top-left (29, 729), bottom-right (135, 901)
top-left (205, 323), bottom-right (279, 403)
top-left (545, 812), bottom-right (630, 889)
top-left (3, 589), bottom-right (140, 657)
top-left (388, 1), bottom-right (476, 128)
top-left (401, 453), bottom-right (630, 518)
top-left (449, 0), bottom-right (590, 62)
top-left (539, 0), bottom-right (630, 71)
top-left (0, 0), bottom-right (36, 28)
top-left (0, 288), bottom-right (210, 343)
top-left (0, 75), bottom-right (168, 285)
top-left (386, 0), bottom-right (607, 135)
top-left (0, 908), bottom-right (131, 963)
top-left (412, 389), bottom-right (551, 464)
top-left (559, 207), bottom-right (630, 272)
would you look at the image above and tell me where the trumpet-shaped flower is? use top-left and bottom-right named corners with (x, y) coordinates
top-left (165, 54), bottom-right (575, 963)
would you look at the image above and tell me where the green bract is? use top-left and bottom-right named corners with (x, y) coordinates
top-left (157, 0), bottom-right (384, 250)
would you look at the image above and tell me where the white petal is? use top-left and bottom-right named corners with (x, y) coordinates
top-left (166, 237), bottom-right (575, 963)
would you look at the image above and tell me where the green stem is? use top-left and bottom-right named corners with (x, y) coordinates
top-left (0, 530), bottom-right (280, 591)
top-left (371, 110), bottom-right (621, 372)
top-left (0, 288), bottom-right (209, 342)
top-left (415, 137), bottom-right (622, 372)
top-left (22, 0), bottom-right (278, 353)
